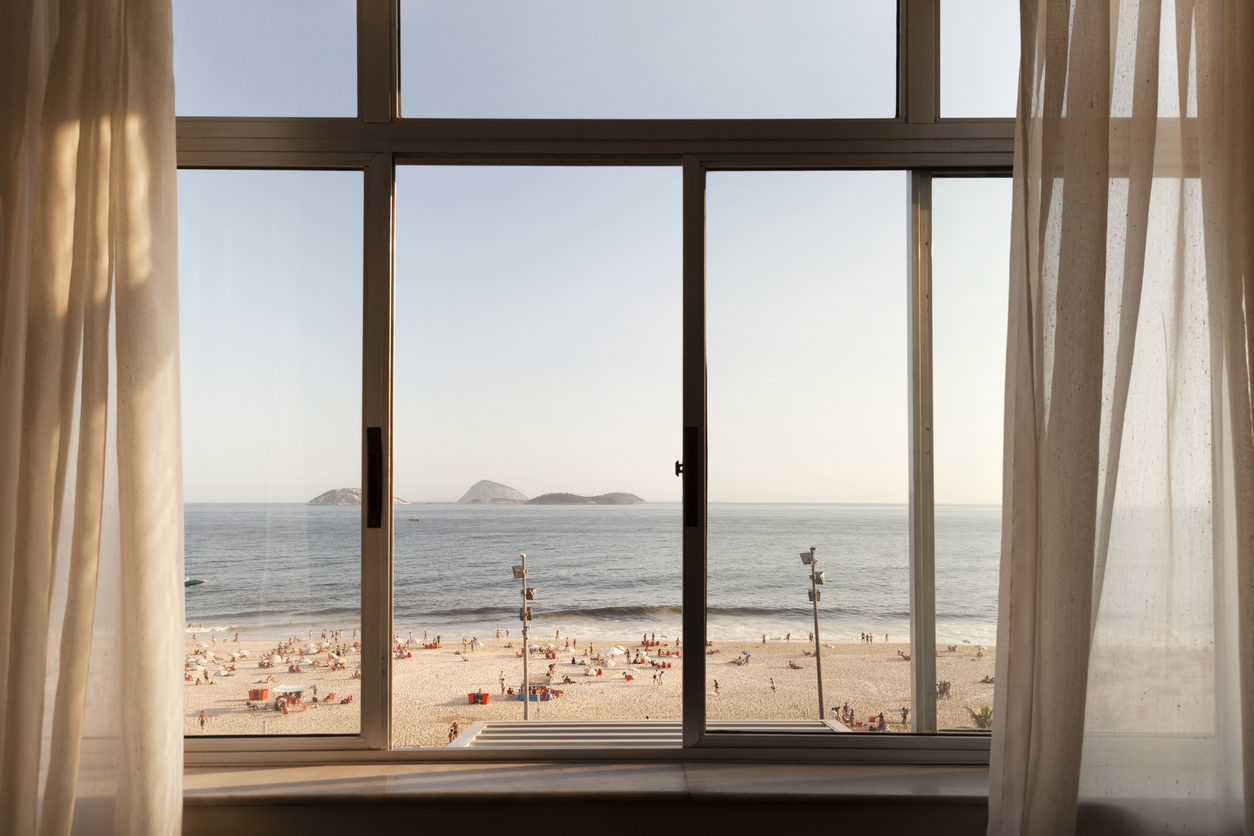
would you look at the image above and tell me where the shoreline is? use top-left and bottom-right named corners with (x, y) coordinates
top-left (184, 620), bottom-right (999, 647)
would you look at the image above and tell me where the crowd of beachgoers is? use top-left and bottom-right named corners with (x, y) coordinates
top-left (184, 626), bottom-right (996, 745)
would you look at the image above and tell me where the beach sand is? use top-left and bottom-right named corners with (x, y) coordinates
top-left (185, 638), bottom-right (995, 746)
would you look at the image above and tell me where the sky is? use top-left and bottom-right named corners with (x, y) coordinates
top-left (174, 1), bottom-right (1017, 505)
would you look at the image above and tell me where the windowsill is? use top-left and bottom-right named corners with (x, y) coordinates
top-left (185, 761), bottom-right (990, 836)
top-left (186, 761), bottom-right (988, 806)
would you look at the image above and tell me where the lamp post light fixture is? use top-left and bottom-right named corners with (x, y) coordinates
top-left (800, 547), bottom-right (825, 719)
top-left (512, 554), bottom-right (537, 720)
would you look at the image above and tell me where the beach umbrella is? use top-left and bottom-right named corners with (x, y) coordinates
top-left (603, 647), bottom-right (625, 656)
top-left (198, 643), bottom-right (209, 648)
top-left (239, 650), bottom-right (249, 657)
top-left (213, 670), bottom-right (229, 677)
top-left (191, 665), bottom-right (205, 672)
top-left (528, 644), bottom-right (539, 651)
top-left (269, 655), bottom-right (282, 664)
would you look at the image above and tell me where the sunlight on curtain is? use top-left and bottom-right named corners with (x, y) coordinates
top-left (990, 1), bottom-right (1253, 834)
top-left (0, 1), bottom-right (183, 834)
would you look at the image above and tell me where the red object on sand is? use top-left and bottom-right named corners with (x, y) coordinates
top-left (249, 688), bottom-right (270, 701)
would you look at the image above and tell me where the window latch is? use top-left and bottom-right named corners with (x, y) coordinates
top-left (675, 460), bottom-right (683, 477)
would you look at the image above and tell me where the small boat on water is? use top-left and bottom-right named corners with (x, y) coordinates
top-left (184, 577), bottom-right (206, 588)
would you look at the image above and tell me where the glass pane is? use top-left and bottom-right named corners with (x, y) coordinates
top-left (174, 0), bottom-right (356, 117)
top-left (940, 0), bottom-right (1020, 117)
top-left (180, 169), bottom-right (363, 735)
top-left (400, 0), bottom-right (896, 118)
top-left (393, 166), bottom-right (682, 748)
top-left (931, 177), bottom-right (1010, 729)
top-left (705, 171), bottom-right (910, 733)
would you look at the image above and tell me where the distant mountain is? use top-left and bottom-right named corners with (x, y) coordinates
top-left (308, 488), bottom-right (411, 506)
top-left (526, 492), bottom-right (645, 506)
top-left (457, 480), bottom-right (529, 504)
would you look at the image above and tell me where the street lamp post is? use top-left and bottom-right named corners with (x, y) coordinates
top-left (800, 548), bottom-right (825, 719)
top-left (512, 555), bottom-right (537, 720)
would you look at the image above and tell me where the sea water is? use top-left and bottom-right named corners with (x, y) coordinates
top-left (184, 503), bottom-right (1000, 645)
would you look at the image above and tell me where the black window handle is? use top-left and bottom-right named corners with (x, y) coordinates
top-left (683, 426), bottom-right (699, 528)
top-left (367, 427), bottom-right (382, 529)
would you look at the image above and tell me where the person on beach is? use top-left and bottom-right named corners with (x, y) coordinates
top-left (500, 671), bottom-right (506, 694)
top-left (786, 633), bottom-right (790, 642)
top-left (234, 633), bottom-right (239, 642)
top-left (652, 672), bottom-right (658, 686)
top-left (714, 680), bottom-right (720, 695)
top-left (496, 630), bottom-right (500, 640)
top-left (901, 708), bottom-right (910, 725)
top-left (770, 678), bottom-right (776, 693)
top-left (808, 632), bottom-right (813, 643)
top-left (199, 711), bottom-right (207, 732)
top-left (762, 634), bottom-right (767, 644)
top-left (885, 634), bottom-right (889, 642)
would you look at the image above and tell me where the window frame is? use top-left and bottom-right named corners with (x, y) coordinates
top-left (179, 0), bottom-right (1014, 766)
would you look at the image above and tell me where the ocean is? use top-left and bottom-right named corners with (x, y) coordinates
top-left (184, 503), bottom-right (1001, 645)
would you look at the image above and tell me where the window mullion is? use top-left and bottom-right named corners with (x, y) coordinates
top-left (361, 151), bottom-right (395, 749)
top-left (681, 155), bottom-right (708, 748)
top-left (358, 0), bottom-right (398, 122)
top-left (901, 0), bottom-right (940, 124)
top-left (908, 170), bottom-right (938, 733)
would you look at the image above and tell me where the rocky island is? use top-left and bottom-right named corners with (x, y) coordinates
top-left (457, 480), bottom-right (529, 504)
top-left (308, 488), bottom-right (410, 506)
top-left (455, 480), bottom-right (645, 505)
top-left (526, 492), bottom-right (645, 505)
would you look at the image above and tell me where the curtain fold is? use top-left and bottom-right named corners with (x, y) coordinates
top-left (0, 1), bottom-right (182, 834)
top-left (990, 0), bottom-right (1253, 833)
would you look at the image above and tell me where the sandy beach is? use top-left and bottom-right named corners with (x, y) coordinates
top-left (185, 636), bottom-right (995, 746)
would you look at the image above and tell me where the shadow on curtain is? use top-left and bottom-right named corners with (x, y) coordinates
top-left (0, 1), bottom-right (183, 834)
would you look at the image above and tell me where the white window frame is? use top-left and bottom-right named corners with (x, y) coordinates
top-left (180, 0), bottom-right (1013, 766)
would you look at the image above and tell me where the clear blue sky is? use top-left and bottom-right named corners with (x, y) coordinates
top-left (174, 1), bottom-right (1016, 504)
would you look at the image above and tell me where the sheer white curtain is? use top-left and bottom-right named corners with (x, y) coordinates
top-left (989, 0), bottom-right (1253, 834)
top-left (0, 0), bottom-right (183, 834)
